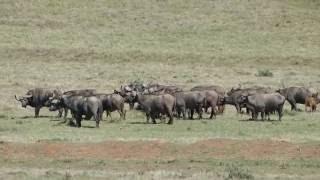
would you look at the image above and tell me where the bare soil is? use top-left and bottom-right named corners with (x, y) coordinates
top-left (0, 139), bottom-right (319, 161)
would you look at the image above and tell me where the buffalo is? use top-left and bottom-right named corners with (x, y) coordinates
top-left (191, 85), bottom-right (225, 114)
top-left (95, 93), bottom-right (126, 120)
top-left (45, 89), bottom-right (97, 119)
top-left (239, 93), bottom-right (285, 121)
top-left (63, 89), bottom-right (97, 96)
top-left (115, 83), bottom-right (182, 109)
top-left (133, 93), bottom-right (175, 124)
top-left (191, 85), bottom-right (225, 96)
top-left (114, 87), bottom-right (137, 109)
top-left (49, 95), bottom-right (103, 128)
top-left (276, 87), bottom-right (316, 111)
top-left (144, 84), bottom-right (183, 95)
top-left (175, 91), bottom-right (205, 120)
top-left (15, 88), bottom-right (64, 118)
top-left (223, 87), bottom-right (274, 113)
top-left (202, 90), bottom-right (220, 119)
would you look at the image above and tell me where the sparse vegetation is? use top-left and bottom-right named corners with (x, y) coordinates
top-left (1, 0), bottom-right (320, 179)
top-left (255, 69), bottom-right (274, 77)
top-left (224, 164), bottom-right (254, 180)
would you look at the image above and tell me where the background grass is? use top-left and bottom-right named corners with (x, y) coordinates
top-left (1, 107), bottom-right (320, 143)
top-left (1, 0), bottom-right (320, 179)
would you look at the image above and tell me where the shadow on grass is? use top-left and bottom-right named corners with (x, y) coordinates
top-left (239, 119), bottom-right (280, 122)
top-left (52, 121), bottom-right (68, 126)
top-left (176, 119), bottom-right (202, 121)
top-left (20, 115), bottom-right (52, 119)
top-left (128, 121), bottom-right (148, 125)
top-left (81, 125), bottom-right (96, 129)
top-left (50, 118), bottom-right (64, 121)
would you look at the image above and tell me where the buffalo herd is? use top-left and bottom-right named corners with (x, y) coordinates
top-left (14, 83), bottom-right (320, 128)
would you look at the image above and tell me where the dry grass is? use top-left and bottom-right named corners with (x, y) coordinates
top-left (1, 0), bottom-right (320, 179)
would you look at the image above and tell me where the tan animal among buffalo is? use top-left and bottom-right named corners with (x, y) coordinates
top-left (305, 96), bottom-right (317, 112)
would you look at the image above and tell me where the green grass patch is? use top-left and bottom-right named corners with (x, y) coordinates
top-left (255, 69), bottom-right (274, 77)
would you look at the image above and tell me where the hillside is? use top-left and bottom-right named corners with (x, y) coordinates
top-left (1, 1), bottom-right (320, 179)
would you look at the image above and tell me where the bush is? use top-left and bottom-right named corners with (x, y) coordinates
top-left (224, 164), bottom-right (254, 180)
top-left (255, 69), bottom-right (273, 77)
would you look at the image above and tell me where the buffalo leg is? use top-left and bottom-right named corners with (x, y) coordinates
top-left (96, 120), bottom-right (100, 128)
top-left (167, 113), bottom-right (173, 125)
top-left (64, 108), bottom-right (68, 119)
top-left (106, 111), bottom-right (112, 121)
top-left (204, 107), bottom-right (209, 113)
top-left (160, 113), bottom-right (166, 124)
top-left (209, 106), bottom-right (216, 119)
top-left (165, 106), bottom-right (174, 125)
top-left (75, 116), bottom-right (81, 128)
top-left (117, 110), bottom-right (123, 120)
top-left (235, 104), bottom-right (240, 113)
top-left (246, 108), bottom-right (250, 114)
top-left (123, 110), bottom-right (126, 120)
top-left (58, 108), bottom-right (63, 118)
top-left (288, 100), bottom-right (297, 111)
top-left (146, 113), bottom-right (150, 123)
top-left (253, 111), bottom-right (258, 120)
top-left (190, 109), bottom-right (194, 120)
top-left (150, 113), bottom-right (156, 124)
top-left (278, 107), bottom-right (283, 121)
top-left (266, 112), bottom-right (270, 121)
top-left (94, 114), bottom-right (100, 128)
top-left (261, 112), bottom-right (265, 121)
top-left (117, 110), bottom-right (122, 120)
top-left (177, 110), bottom-right (181, 119)
top-left (34, 107), bottom-right (40, 118)
top-left (195, 106), bottom-right (202, 119)
top-left (129, 103), bottom-right (134, 110)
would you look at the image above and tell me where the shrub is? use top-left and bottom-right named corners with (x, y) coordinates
top-left (255, 69), bottom-right (273, 77)
top-left (224, 164), bottom-right (254, 180)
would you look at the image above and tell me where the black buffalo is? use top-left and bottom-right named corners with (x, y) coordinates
top-left (143, 84), bottom-right (183, 95)
top-left (201, 90), bottom-right (220, 119)
top-left (190, 85), bottom-right (225, 96)
top-left (175, 91), bottom-right (205, 120)
top-left (191, 85), bottom-right (225, 114)
top-left (239, 93), bottom-right (285, 121)
top-left (134, 94), bottom-right (175, 124)
top-left (63, 89), bottom-right (97, 96)
top-left (276, 87), bottom-right (316, 111)
top-left (45, 89), bottom-right (97, 119)
top-left (49, 95), bottom-right (103, 128)
top-left (15, 88), bottom-right (64, 118)
top-left (95, 93), bottom-right (126, 120)
top-left (223, 87), bottom-right (274, 113)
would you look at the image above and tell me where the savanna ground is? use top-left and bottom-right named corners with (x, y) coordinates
top-left (1, 0), bottom-right (320, 179)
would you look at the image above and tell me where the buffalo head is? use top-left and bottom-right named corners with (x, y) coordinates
top-left (48, 98), bottom-right (63, 111)
top-left (15, 94), bottom-right (32, 108)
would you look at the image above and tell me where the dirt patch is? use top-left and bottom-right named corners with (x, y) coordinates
top-left (0, 139), bottom-right (319, 161)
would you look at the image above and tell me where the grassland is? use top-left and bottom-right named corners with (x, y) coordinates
top-left (1, 0), bottom-right (320, 179)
